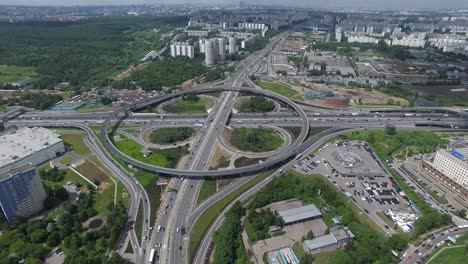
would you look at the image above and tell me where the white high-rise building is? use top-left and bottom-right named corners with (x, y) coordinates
top-left (229, 36), bottom-right (237, 54)
top-left (170, 42), bottom-right (195, 59)
top-left (204, 38), bottom-right (227, 66)
top-left (432, 149), bottom-right (468, 188)
top-left (422, 148), bottom-right (468, 197)
top-left (335, 27), bottom-right (342, 42)
top-left (217, 38), bottom-right (226, 63)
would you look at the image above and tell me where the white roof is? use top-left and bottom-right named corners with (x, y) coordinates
top-left (278, 204), bottom-right (322, 224)
top-left (0, 127), bottom-right (62, 168)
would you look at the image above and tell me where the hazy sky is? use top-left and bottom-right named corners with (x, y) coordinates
top-left (1, 0), bottom-right (468, 9)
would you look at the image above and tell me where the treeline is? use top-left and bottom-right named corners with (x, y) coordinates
top-left (312, 40), bottom-right (415, 61)
top-left (213, 201), bottom-right (252, 264)
top-left (239, 96), bottom-right (275, 113)
top-left (245, 208), bottom-right (283, 241)
top-left (0, 92), bottom-right (63, 110)
top-left (0, 192), bottom-right (128, 264)
top-left (113, 57), bottom-right (206, 90)
top-left (248, 173), bottom-right (410, 264)
top-left (0, 16), bottom-right (188, 88)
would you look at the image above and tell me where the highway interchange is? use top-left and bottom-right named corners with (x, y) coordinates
top-left (4, 30), bottom-right (468, 264)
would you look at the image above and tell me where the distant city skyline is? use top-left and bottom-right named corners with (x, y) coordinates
top-left (2, 0), bottom-right (468, 9)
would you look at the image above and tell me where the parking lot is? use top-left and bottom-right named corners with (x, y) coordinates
top-left (295, 141), bottom-right (415, 233)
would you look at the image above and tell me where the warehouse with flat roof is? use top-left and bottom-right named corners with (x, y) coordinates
top-left (0, 127), bottom-right (65, 173)
top-left (302, 227), bottom-right (354, 254)
top-left (278, 204), bottom-right (322, 226)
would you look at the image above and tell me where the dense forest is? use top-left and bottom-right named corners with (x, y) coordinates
top-left (0, 92), bottom-right (63, 110)
top-left (0, 16), bottom-right (188, 88)
top-left (112, 57), bottom-right (206, 90)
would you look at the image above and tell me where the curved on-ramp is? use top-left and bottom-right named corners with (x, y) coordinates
top-left (100, 86), bottom-right (310, 177)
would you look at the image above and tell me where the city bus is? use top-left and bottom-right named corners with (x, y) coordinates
top-left (149, 248), bottom-right (156, 264)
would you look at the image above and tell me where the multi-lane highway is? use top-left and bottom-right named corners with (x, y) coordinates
top-left (4, 27), bottom-right (468, 264)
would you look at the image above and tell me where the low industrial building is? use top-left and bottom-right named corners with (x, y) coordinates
top-left (0, 164), bottom-right (47, 222)
top-left (0, 127), bottom-right (66, 173)
top-left (278, 204), bottom-right (322, 226)
top-left (302, 227), bottom-right (355, 254)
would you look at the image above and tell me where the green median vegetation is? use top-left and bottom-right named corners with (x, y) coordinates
top-left (163, 94), bottom-right (214, 114)
top-left (196, 177), bottom-right (217, 205)
top-left (134, 170), bottom-right (162, 226)
top-left (148, 127), bottom-right (196, 145)
top-left (227, 127), bottom-right (284, 152)
top-left (239, 96), bottom-right (275, 113)
top-left (189, 170), bottom-right (271, 261)
top-left (113, 137), bottom-right (188, 168)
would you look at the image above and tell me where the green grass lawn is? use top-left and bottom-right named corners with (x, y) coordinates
top-left (189, 170), bottom-right (271, 260)
top-left (344, 130), bottom-right (448, 162)
top-left (135, 203), bottom-right (144, 240)
top-left (148, 127), bottom-right (196, 145)
top-left (426, 246), bottom-right (468, 264)
top-left (229, 127), bottom-right (284, 152)
top-left (114, 137), bottom-right (188, 169)
top-left (0, 65), bottom-right (36, 84)
top-left (41, 168), bottom-right (90, 191)
top-left (196, 179), bottom-right (217, 205)
top-left (114, 138), bottom-right (168, 167)
top-left (435, 95), bottom-right (468, 107)
top-left (255, 79), bottom-right (299, 98)
top-left (164, 97), bottom-right (214, 114)
top-left (60, 133), bottom-right (92, 155)
top-left (59, 156), bottom-right (73, 165)
top-left (292, 241), bottom-right (306, 260)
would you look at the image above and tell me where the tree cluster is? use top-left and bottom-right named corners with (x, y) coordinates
top-left (0, 190), bottom-right (128, 264)
top-left (0, 92), bottom-right (63, 110)
top-left (213, 202), bottom-right (251, 264)
top-left (239, 96), bottom-right (275, 113)
top-left (148, 127), bottom-right (195, 145)
top-left (245, 208), bottom-right (283, 241)
top-left (40, 167), bottom-right (66, 182)
top-left (248, 173), bottom-right (413, 264)
top-left (205, 68), bottom-right (225, 82)
top-left (181, 92), bottom-right (200, 102)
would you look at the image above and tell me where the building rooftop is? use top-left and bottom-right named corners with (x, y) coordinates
top-left (0, 127), bottom-right (62, 168)
top-left (0, 163), bottom-right (35, 181)
top-left (303, 234), bottom-right (337, 251)
top-left (278, 204), bottom-right (322, 224)
top-left (267, 252), bottom-right (281, 264)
